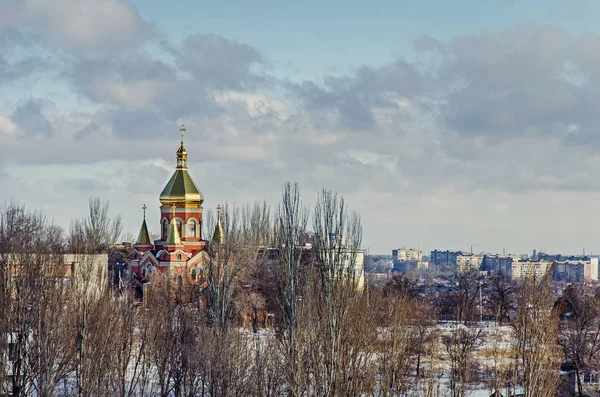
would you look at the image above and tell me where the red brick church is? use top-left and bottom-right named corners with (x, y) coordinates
top-left (128, 125), bottom-right (223, 288)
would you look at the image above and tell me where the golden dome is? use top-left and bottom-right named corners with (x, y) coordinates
top-left (159, 168), bottom-right (203, 206)
top-left (159, 124), bottom-right (204, 207)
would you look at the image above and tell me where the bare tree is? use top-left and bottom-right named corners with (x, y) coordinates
top-left (205, 203), bottom-right (249, 329)
top-left (66, 198), bottom-right (125, 397)
top-left (0, 203), bottom-right (72, 397)
top-left (30, 264), bottom-right (76, 397)
top-left (106, 291), bottom-right (146, 397)
top-left (273, 182), bottom-right (309, 396)
top-left (383, 273), bottom-right (423, 300)
top-left (411, 299), bottom-right (436, 378)
top-left (249, 332), bottom-right (286, 397)
top-left (374, 293), bottom-right (421, 396)
top-left (485, 275), bottom-right (518, 325)
top-left (442, 326), bottom-right (485, 397)
top-left (558, 284), bottom-right (600, 397)
top-left (234, 201), bottom-right (273, 331)
top-left (310, 188), bottom-right (367, 396)
top-left (512, 271), bottom-right (562, 397)
top-left (69, 197), bottom-right (122, 254)
top-left (480, 327), bottom-right (515, 397)
top-left (143, 274), bottom-right (180, 397)
top-left (436, 267), bottom-right (482, 324)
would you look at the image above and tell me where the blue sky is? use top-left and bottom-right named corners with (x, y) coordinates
top-left (131, 0), bottom-right (600, 79)
top-left (2, 0), bottom-right (600, 255)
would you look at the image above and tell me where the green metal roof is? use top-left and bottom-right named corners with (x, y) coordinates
top-left (135, 218), bottom-right (152, 246)
top-left (159, 169), bottom-right (204, 206)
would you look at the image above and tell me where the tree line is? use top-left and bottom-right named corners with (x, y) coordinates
top-left (0, 186), bottom-right (598, 396)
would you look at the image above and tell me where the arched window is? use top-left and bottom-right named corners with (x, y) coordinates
top-left (191, 268), bottom-right (197, 280)
top-left (176, 220), bottom-right (182, 237)
top-left (189, 220), bottom-right (196, 238)
top-left (177, 274), bottom-right (183, 289)
top-left (177, 253), bottom-right (182, 260)
top-left (141, 267), bottom-right (146, 278)
top-left (162, 219), bottom-right (168, 239)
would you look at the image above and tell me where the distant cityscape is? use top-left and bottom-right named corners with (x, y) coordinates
top-left (366, 247), bottom-right (599, 284)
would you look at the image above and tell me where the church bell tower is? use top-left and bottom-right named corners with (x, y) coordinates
top-left (155, 124), bottom-right (206, 253)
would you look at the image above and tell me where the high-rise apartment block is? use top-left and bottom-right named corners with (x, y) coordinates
top-left (392, 248), bottom-right (424, 273)
top-left (393, 248), bottom-right (423, 262)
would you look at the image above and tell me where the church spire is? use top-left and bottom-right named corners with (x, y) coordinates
top-left (135, 204), bottom-right (152, 248)
top-left (165, 205), bottom-right (182, 246)
top-left (176, 124), bottom-right (187, 169)
top-left (212, 204), bottom-right (225, 246)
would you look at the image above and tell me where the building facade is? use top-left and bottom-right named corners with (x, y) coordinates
top-left (430, 250), bottom-right (464, 268)
top-left (509, 258), bottom-right (598, 282)
top-left (430, 250), bottom-right (483, 272)
top-left (393, 248), bottom-right (423, 262)
top-left (456, 254), bottom-right (483, 272)
top-left (482, 254), bottom-right (520, 277)
top-left (392, 248), bottom-right (423, 274)
top-left (337, 248), bottom-right (365, 291)
top-left (511, 260), bottom-right (553, 280)
top-left (554, 258), bottom-right (599, 283)
top-left (4, 253), bottom-right (108, 298)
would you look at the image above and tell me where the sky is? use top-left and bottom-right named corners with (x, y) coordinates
top-left (2, 0), bottom-right (600, 255)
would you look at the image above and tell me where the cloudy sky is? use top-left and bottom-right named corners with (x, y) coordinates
top-left (1, 0), bottom-right (600, 255)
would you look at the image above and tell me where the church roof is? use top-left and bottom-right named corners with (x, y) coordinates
top-left (135, 218), bottom-right (152, 247)
top-left (212, 219), bottom-right (225, 246)
top-left (159, 168), bottom-right (203, 206)
top-left (212, 205), bottom-right (225, 246)
top-left (165, 217), bottom-right (182, 246)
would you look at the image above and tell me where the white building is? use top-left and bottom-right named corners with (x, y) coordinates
top-left (339, 248), bottom-right (365, 291)
top-left (393, 248), bottom-right (423, 262)
top-left (456, 254), bottom-right (483, 272)
top-left (510, 258), bottom-right (598, 282)
top-left (511, 260), bottom-right (553, 280)
top-left (554, 258), bottom-right (598, 283)
top-left (392, 248), bottom-right (424, 274)
top-left (326, 235), bottom-right (365, 291)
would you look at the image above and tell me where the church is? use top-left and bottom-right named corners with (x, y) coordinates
top-left (127, 125), bottom-right (223, 288)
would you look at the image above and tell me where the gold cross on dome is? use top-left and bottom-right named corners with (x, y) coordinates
top-left (179, 124), bottom-right (186, 144)
top-left (142, 204), bottom-right (147, 219)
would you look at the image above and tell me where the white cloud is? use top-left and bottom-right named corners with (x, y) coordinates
top-left (213, 90), bottom-right (294, 120)
top-left (89, 77), bottom-right (175, 109)
top-left (0, 0), bottom-right (151, 51)
top-left (0, 114), bottom-right (17, 138)
top-left (178, 34), bottom-right (263, 88)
